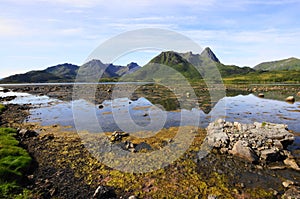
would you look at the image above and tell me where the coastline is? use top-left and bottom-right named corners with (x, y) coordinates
top-left (0, 84), bottom-right (300, 198)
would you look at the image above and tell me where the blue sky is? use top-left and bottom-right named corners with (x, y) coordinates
top-left (0, 0), bottom-right (300, 77)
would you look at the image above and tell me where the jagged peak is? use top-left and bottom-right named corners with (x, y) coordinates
top-left (83, 59), bottom-right (105, 66)
top-left (200, 47), bottom-right (220, 63)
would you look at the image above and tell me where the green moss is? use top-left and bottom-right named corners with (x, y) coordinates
top-left (0, 104), bottom-right (6, 113)
top-left (0, 128), bottom-right (32, 198)
top-left (33, 126), bottom-right (282, 198)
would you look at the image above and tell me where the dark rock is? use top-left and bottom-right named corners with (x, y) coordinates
top-left (18, 129), bottom-right (38, 139)
top-left (260, 148), bottom-right (283, 162)
top-left (92, 185), bottom-right (116, 199)
top-left (40, 133), bottom-right (55, 141)
top-left (258, 93), bottom-right (264, 98)
top-left (99, 104), bottom-right (104, 109)
top-left (135, 142), bottom-right (152, 152)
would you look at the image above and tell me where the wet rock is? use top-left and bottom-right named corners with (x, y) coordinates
top-left (92, 185), bottom-right (116, 199)
top-left (135, 142), bottom-right (152, 152)
top-left (18, 129), bottom-right (38, 139)
top-left (229, 140), bottom-right (258, 163)
top-left (3, 88), bottom-right (10, 93)
top-left (285, 96), bottom-right (295, 103)
top-left (40, 133), bottom-right (55, 141)
top-left (258, 93), bottom-right (264, 98)
top-left (98, 104), bottom-right (104, 109)
top-left (0, 96), bottom-right (17, 102)
top-left (143, 113), bottom-right (149, 117)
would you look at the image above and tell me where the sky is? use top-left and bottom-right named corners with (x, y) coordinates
top-left (0, 0), bottom-right (300, 78)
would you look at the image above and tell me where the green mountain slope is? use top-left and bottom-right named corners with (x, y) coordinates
top-left (254, 57), bottom-right (300, 71)
top-left (124, 47), bottom-right (255, 82)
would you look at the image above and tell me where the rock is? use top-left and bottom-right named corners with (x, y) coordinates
top-left (110, 131), bottom-right (129, 142)
top-left (297, 91), bottom-right (300, 97)
top-left (186, 92), bottom-right (191, 98)
top-left (285, 96), bottom-right (295, 103)
top-left (128, 196), bottom-right (138, 199)
top-left (135, 142), bottom-right (152, 152)
top-left (282, 186), bottom-right (300, 199)
top-left (40, 133), bottom-right (55, 141)
top-left (282, 180), bottom-right (294, 188)
top-left (258, 93), bottom-right (264, 98)
top-left (284, 158), bottom-right (300, 171)
top-left (3, 88), bottom-right (9, 93)
top-left (229, 140), bottom-right (258, 163)
top-left (92, 185), bottom-right (116, 199)
top-left (207, 195), bottom-right (217, 199)
top-left (260, 148), bottom-right (282, 162)
top-left (206, 120), bottom-right (228, 148)
top-left (18, 129), bottom-right (38, 139)
top-left (205, 120), bottom-right (295, 166)
top-left (98, 104), bottom-right (104, 109)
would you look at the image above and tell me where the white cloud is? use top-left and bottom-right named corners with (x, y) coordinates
top-left (60, 28), bottom-right (83, 36)
top-left (0, 18), bottom-right (28, 36)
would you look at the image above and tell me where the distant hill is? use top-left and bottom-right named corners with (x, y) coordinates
top-left (2, 47), bottom-right (299, 84)
top-left (123, 47), bottom-right (254, 82)
top-left (0, 61), bottom-right (140, 83)
top-left (254, 57), bottom-right (300, 71)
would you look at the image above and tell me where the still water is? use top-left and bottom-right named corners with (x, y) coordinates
top-left (1, 88), bottom-right (299, 133)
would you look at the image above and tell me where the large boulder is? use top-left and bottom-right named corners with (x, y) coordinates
top-left (229, 140), bottom-right (258, 163)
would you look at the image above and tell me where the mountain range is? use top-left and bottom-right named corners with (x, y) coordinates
top-left (1, 47), bottom-right (300, 83)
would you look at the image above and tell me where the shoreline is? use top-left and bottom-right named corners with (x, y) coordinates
top-left (0, 84), bottom-right (300, 198)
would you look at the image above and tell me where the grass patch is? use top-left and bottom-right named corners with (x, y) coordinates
top-left (0, 104), bottom-right (6, 113)
top-left (0, 127), bottom-right (32, 198)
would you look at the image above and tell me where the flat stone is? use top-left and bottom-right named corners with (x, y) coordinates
top-left (284, 158), bottom-right (300, 171)
top-left (282, 180), bottom-right (294, 188)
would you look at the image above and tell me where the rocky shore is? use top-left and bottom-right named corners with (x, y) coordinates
top-left (204, 120), bottom-right (298, 169)
top-left (1, 84), bottom-right (300, 198)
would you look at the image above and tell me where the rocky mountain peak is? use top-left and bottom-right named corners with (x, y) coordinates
top-left (200, 47), bottom-right (220, 63)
